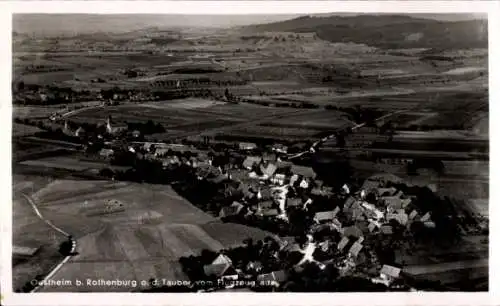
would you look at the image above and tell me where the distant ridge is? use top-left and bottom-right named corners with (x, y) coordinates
top-left (12, 14), bottom-right (300, 37)
top-left (240, 14), bottom-right (488, 49)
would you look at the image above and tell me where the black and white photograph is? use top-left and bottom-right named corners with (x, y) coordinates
top-left (6, 3), bottom-right (492, 298)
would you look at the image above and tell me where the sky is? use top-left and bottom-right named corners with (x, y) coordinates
top-left (13, 13), bottom-right (487, 36)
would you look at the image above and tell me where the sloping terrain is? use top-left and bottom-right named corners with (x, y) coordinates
top-left (13, 176), bottom-right (274, 292)
top-left (241, 15), bottom-right (487, 49)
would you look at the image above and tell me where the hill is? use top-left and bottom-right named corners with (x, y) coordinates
top-left (13, 177), bottom-right (275, 292)
top-left (241, 14), bottom-right (488, 49)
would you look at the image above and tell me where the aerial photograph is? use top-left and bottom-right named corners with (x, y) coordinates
top-left (11, 13), bottom-right (488, 292)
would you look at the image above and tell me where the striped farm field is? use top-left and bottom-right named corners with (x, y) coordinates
top-left (40, 221), bottom-right (273, 292)
top-left (13, 176), bottom-right (273, 292)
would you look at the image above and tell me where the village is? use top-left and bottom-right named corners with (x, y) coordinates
top-left (49, 116), bottom-right (468, 292)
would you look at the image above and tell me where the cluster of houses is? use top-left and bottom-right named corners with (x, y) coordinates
top-left (49, 123), bottom-right (436, 291)
top-left (196, 163), bottom-right (437, 290)
top-left (200, 252), bottom-right (288, 291)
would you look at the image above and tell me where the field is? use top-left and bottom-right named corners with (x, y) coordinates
top-left (65, 101), bottom-right (352, 143)
top-left (12, 176), bottom-right (106, 291)
top-left (13, 106), bottom-right (63, 119)
top-left (12, 176), bottom-right (274, 292)
top-left (19, 156), bottom-right (131, 172)
top-left (11, 15), bottom-right (490, 292)
top-left (12, 123), bottom-right (44, 137)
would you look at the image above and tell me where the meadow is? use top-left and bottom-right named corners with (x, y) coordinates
top-left (13, 177), bottom-right (274, 292)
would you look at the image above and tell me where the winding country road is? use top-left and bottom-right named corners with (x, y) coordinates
top-left (20, 193), bottom-right (76, 293)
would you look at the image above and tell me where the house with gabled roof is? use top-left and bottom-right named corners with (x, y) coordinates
top-left (289, 174), bottom-right (299, 186)
top-left (271, 173), bottom-right (286, 185)
top-left (380, 264), bottom-right (401, 279)
top-left (243, 156), bottom-right (262, 170)
top-left (239, 142), bottom-right (257, 150)
top-left (257, 270), bottom-right (288, 287)
top-left (262, 208), bottom-right (280, 217)
top-left (368, 222), bottom-right (378, 233)
top-left (332, 218), bottom-right (343, 231)
top-left (262, 152), bottom-right (277, 163)
top-left (387, 212), bottom-right (409, 226)
top-left (424, 221), bottom-right (436, 228)
top-left (408, 210), bottom-right (418, 220)
top-left (337, 236), bottom-right (350, 251)
top-left (343, 196), bottom-right (356, 212)
top-left (343, 225), bottom-right (363, 239)
top-left (281, 237), bottom-right (301, 253)
top-left (420, 212), bottom-right (431, 222)
top-left (259, 162), bottom-right (278, 178)
top-left (361, 179), bottom-right (381, 193)
top-left (376, 187), bottom-right (398, 197)
top-left (348, 242), bottom-right (363, 258)
top-left (286, 197), bottom-right (302, 208)
top-left (204, 254), bottom-right (237, 280)
top-left (219, 202), bottom-right (245, 218)
top-left (314, 211), bottom-right (337, 223)
top-left (381, 225), bottom-right (393, 235)
top-left (246, 261), bottom-right (264, 274)
top-left (290, 165), bottom-right (316, 179)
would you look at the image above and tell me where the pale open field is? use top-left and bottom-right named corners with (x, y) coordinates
top-left (13, 176), bottom-right (274, 291)
top-left (140, 98), bottom-right (226, 110)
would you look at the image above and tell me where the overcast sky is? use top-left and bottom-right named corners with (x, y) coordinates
top-left (13, 13), bottom-right (487, 36)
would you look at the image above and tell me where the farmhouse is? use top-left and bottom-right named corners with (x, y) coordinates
top-left (271, 173), bottom-right (286, 185)
top-left (272, 144), bottom-right (288, 154)
top-left (132, 130), bottom-right (141, 138)
top-left (348, 242), bottom-right (363, 258)
top-left (289, 174), bottom-right (299, 186)
top-left (376, 187), bottom-right (398, 197)
top-left (259, 162), bottom-right (277, 178)
top-left (239, 142), bottom-right (257, 150)
top-left (204, 254), bottom-right (238, 280)
top-left (337, 237), bottom-right (350, 251)
top-left (420, 212), bottom-right (431, 222)
top-left (219, 202), bottom-right (245, 218)
top-left (343, 225), bottom-right (363, 239)
top-left (386, 212), bottom-right (409, 226)
top-left (243, 156), bottom-right (262, 170)
top-left (380, 264), bottom-right (401, 279)
top-left (257, 270), bottom-right (288, 286)
top-left (286, 197), bottom-right (302, 208)
top-left (408, 210), bottom-right (418, 220)
top-left (258, 207), bottom-right (279, 217)
top-left (380, 225), bottom-right (394, 235)
top-left (262, 152), bottom-right (277, 163)
top-left (290, 165), bottom-right (316, 179)
top-left (99, 148), bottom-right (115, 158)
top-left (63, 121), bottom-right (85, 137)
top-left (314, 210), bottom-right (337, 223)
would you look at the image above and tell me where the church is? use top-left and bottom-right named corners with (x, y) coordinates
top-left (106, 116), bottom-right (128, 135)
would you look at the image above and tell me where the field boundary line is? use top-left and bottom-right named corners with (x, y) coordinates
top-left (19, 193), bottom-right (76, 293)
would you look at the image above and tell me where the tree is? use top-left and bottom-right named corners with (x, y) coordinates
top-left (16, 81), bottom-right (25, 91)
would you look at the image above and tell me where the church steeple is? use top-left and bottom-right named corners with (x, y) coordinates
top-left (106, 116), bottom-right (112, 133)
